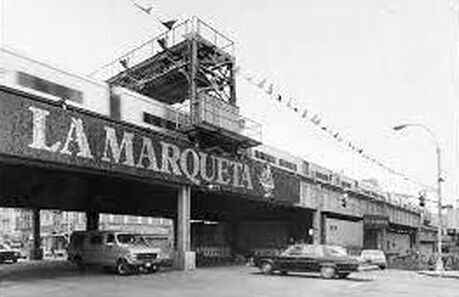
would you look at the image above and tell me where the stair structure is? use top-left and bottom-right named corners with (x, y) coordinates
top-left (91, 17), bottom-right (261, 155)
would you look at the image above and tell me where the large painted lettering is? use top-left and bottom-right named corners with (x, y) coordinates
top-left (26, 106), bottom-right (254, 190)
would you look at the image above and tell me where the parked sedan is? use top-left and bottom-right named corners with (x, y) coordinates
top-left (252, 244), bottom-right (359, 279)
top-left (360, 249), bottom-right (387, 269)
top-left (0, 243), bottom-right (21, 264)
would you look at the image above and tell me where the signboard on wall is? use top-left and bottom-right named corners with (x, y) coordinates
top-left (0, 87), bottom-right (300, 204)
top-left (363, 215), bottom-right (389, 228)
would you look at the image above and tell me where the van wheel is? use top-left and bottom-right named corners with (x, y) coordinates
top-left (260, 262), bottom-right (273, 274)
top-left (116, 259), bottom-right (130, 276)
top-left (320, 266), bottom-right (336, 279)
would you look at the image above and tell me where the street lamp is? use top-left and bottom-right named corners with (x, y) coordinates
top-left (393, 123), bottom-right (444, 271)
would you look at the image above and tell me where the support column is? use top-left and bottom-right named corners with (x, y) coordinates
top-left (379, 227), bottom-right (387, 251)
top-left (31, 208), bottom-right (43, 260)
top-left (313, 210), bottom-right (323, 244)
top-left (174, 185), bottom-right (195, 270)
top-left (85, 210), bottom-right (99, 231)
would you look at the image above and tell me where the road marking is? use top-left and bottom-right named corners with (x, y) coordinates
top-left (348, 283), bottom-right (363, 289)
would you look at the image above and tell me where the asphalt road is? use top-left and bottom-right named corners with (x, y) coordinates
top-left (1, 262), bottom-right (458, 297)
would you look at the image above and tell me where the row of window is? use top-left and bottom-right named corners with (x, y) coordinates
top-left (143, 112), bottom-right (179, 130)
top-left (278, 158), bottom-right (298, 172)
top-left (253, 150), bottom-right (276, 164)
top-left (17, 71), bottom-right (83, 104)
top-left (341, 181), bottom-right (353, 189)
top-left (315, 171), bottom-right (331, 182)
top-left (253, 150), bottom-right (301, 173)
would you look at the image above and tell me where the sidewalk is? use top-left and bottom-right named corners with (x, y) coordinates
top-left (418, 270), bottom-right (459, 279)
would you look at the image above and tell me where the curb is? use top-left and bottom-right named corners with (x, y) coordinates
top-left (418, 271), bottom-right (459, 279)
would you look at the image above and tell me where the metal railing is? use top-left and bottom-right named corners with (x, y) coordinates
top-left (168, 95), bottom-right (261, 143)
top-left (89, 16), bottom-right (235, 82)
top-left (195, 93), bottom-right (262, 143)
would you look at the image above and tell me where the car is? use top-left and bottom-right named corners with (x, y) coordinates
top-left (251, 244), bottom-right (359, 279)
top-left (359, 249), bottom-right (387, 269)
top-left (67, 230), bottom-right (172, 275)
top-left (0, 243), bottom-right (21, 264)
top-left (7, 241), bottom-right (27, 259)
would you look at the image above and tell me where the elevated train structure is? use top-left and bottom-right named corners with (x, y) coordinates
top-left (0, 17), bottom-right (431, 269)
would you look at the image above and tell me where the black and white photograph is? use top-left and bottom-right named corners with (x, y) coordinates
top-left (0, 0), bottom-right (458, 296)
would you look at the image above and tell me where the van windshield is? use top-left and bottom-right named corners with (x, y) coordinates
top-left (116, 234), bottom-right (149, 246)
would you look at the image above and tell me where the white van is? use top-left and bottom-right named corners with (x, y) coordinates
top-left (67, 230), bottom-right (172, 275)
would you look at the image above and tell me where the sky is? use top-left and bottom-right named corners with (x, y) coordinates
top-left (1, 0), bottom-right (458, 206)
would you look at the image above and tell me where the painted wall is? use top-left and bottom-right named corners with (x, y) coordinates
top-left (324, 217), bottom-right (363, 249)
top-left (386, 231), bottom-right (411, 256)
top-left (300, 181), bottom-right (420, 228)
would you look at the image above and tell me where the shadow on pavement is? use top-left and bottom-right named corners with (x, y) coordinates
top-left (0, 261), bottom-right (109, 282)
top-left (248, 271), bottom-right (374, 282)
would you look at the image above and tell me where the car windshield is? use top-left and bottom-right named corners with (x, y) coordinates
top-left (362, 250), bottom-right (383, 256)
top-left (282, 245), bottom-right (304, 255)
top-left (324, 246), bottom-right (348, 256)
top-left (116, 234), bottom-right (150, 246)
top-left (143, 236), bottom-right (168, 249)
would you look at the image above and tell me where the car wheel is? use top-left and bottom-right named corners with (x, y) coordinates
top-left (379, 265), bottom-right (387, 270)
top-left (338, 273), bottom-right (350, 279)
top-left (320, 266), bottom-right (336, 279)
top-left (116, 259), bottom-right (130, 276)
top-left (279, 270), bottom-right (288, 276)
top-left (260, 262), bottom-right (273, 274)
top-left (148, 265), bottom-right (158, 273)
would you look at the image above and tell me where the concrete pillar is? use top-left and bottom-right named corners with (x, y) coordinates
top-left (31, 208), bottom-right (43, 260)
top-left (174, 185), bottom-right (195, 270)
top-left (379, 227), bottom-right (387, 252)
top-left (85, 210), bottom-right (99, 231)
top-left (313, 210), bottom-right (323, 244)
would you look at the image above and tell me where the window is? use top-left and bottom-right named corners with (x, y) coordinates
top-left (341, 181), bottom-right (352, 189)
top-left (301, 161), bottom-right (310, 176)
top-left (106, 234), bottom-right (115, 244)
top-left (284, 245), bottom-right (304, 256)
top-left (89, 234), bottom-right (103, 245)
top-left (17, 71), bottom-right (83, 103)
top-left (143, 112), bottom-right (178, 130)
top-left (254, 150), bottom-right (276, 164)
top-left (278, 158), bottom-right (298, 172)
top-left (315, 171), bottom-right (331, 182)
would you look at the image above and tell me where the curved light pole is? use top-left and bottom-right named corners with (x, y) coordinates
top-left (393, 123), bottom-right (444, 271)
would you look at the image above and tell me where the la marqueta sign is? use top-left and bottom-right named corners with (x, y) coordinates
top-left (28, 105), bottom-right (253, 190)
top-left (0, 88), bottom-right (299, 202)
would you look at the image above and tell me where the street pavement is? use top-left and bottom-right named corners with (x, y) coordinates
top-left (1, 261), bottom-right (459, 297)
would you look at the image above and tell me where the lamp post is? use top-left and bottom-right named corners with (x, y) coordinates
top-left (393, 123), bottom-right (444, 271)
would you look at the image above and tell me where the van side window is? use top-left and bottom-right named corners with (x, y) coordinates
top-left (106, 234), bottom-right (115, 244)
top-left (90, 235), bottom-right (103, 245)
